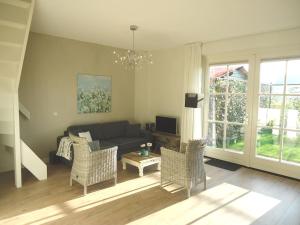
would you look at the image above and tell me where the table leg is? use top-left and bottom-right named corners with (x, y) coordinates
top-left (138, 166), bottom-right (143, 177)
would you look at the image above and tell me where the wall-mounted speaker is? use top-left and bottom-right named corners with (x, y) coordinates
top-left (185, 93), bottom-right (204, 108)
top-left (185, 93), bottom-right (198, 108)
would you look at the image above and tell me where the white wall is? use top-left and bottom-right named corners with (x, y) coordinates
top-left (134, 47), bottom-right (185, 127)
top-left (19, 32), bottom-right (135, 164)
top-left (134, 28), bottom-right (300, 132)
top-left (0, 77), bottom-right (15, 172)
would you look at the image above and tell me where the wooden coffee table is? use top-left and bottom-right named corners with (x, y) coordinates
top-left (122, 152), bottom-right (161, 176)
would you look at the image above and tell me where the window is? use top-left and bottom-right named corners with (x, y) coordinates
top-left (207, 63), bottom-right (249, 152)
top-left (256, 59), bottom-right (300, 164)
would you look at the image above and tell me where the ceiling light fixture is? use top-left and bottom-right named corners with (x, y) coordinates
top-left (113, 25), bottom-right (153, 70)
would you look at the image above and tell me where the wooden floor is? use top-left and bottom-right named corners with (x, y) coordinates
top-left (0, 161), bottom-right (299, 225)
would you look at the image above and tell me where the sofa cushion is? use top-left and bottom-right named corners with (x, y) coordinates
top-left (109, 137), bottom-right (147, 150)
top-left (68, 121), bottom-right (129, 140)
top-left (99, 140), bottom-right (116, 150)
top-left (126, 124), bottom-right (141, 137)
top-left (68, 124), bottom-right (100, 140)
top-left (96, 121), bottom-right (129, 140)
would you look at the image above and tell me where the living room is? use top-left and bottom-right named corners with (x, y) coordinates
top-left (0, 0), bottom-right (300, 224)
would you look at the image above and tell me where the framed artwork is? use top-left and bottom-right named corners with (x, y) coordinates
top-left (77, 74), bottom-right (112, 113)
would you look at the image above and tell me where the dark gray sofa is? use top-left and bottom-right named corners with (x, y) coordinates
top-left (58, 120), bottom-right (152, 161)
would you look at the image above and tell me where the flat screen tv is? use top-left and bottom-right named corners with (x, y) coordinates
top-left (155, 116), bottom-right (177, 135)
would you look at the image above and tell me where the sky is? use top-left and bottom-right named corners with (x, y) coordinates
top-left (260, 59), bottom-right (300, 85)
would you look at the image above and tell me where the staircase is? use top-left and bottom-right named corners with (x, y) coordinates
top-left (0, 0), bottom-right (47, 188)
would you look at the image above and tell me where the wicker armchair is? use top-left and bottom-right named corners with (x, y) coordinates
top-left (161, 139), bottom-right (206, 198)
top-left (69, 134), bottom-right (118, 195)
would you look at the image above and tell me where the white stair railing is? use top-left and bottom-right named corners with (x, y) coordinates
top-left (21, 140), bottom-right (47, 180)
top-left (19, 101), bottom-right (30, 119)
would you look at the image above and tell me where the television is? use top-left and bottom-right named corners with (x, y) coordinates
top-left (155, 116), bottom-right (177, 135)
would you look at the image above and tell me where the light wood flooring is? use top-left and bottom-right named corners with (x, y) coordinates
top-left (0, 161), bottom-right (299, 225)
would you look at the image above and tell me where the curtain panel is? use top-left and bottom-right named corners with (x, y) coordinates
top-left (180, 43), bottom-right (203, 143)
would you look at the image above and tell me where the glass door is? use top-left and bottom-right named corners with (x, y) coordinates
top-left (205, 62), bottom-right (251, 165)
top-left (250, 58), bottom-right (300, 178)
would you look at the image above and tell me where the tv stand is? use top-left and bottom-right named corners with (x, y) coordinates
top-left (152, 132), bottom-right (181, 153)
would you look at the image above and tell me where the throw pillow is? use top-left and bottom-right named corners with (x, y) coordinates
top-left (126, 124), bottom-right (140, 137)
top-left (88, 140), bottom-right (100, 152)
top-left (78, 131), bottom-right (92, 142)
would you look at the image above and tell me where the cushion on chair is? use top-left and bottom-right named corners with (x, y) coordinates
top-left (69, 133), bottom-right (88, 144)
top-left (78, 131), bottom-right (93, 142)
top-left (88, 140), bottom-right (100, 152)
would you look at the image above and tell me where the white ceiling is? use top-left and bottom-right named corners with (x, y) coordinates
top-left (31, 0), bottom-right (300, 50)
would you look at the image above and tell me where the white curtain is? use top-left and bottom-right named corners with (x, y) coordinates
top-left (180, 43), bottom-right (203, 143)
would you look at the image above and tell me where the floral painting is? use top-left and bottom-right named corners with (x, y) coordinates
top-left (77, 74), bottom-right (112, 113)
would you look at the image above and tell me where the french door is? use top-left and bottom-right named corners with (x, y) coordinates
top-left (250, 58), bottom-right (300, 179)
top-left (204, 60), bottom-right (253, 166)
top-left (204, 55), bottom-right (300, 179)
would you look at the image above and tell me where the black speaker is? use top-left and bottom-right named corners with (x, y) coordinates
top-left (145, 123), bottom-right (155, 132)
top-left (185, 93), bottom-right (198, 108)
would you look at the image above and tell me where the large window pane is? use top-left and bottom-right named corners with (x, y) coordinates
top-left (256, 128), bottom-right (280, 159)
top-left (207, 122), bottom-right (224, 149)
top-left (209, 95), bottom-right (226, 121)
top-left (209, 65), bottom-right (227, 93)
top-left (260, 61), bottom-right (286, 94)
top-left (284, 96), bottom-right (300, 130)
top-left (286, 60), bottom-right (300, 94)
top-left (227, 94), bottom-right (246, 123)
top-left (258, 95), bottom-right (283, 128)
top-left (282, 131), bottom-right (300, 164)
top-left (226, 125), bottom-right (245, 151)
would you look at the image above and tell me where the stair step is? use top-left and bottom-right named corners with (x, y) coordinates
top-left (0, 134), bottom-right (14, 147)
top-left (0, 19), bottom-right (26, 29)
top-left (0, 60), bottom-right (19, 79)
top-left (0, 77), bottom-right (15, 92)
top-left (0, 41), bottom-right (22, 48)
top-left (0, 25), bottom-right (25, 46)
top-left (0, 0), bottom-right (30, 9)
top-left (0, 45), bottom-right (22, 61)
top-left (21, 140), bottom-right (47, 181)
top-left (0, 107), bottom-right (13, 121)
top-left (0, 3), bottom-right (29, 27)
top-left (0, 121), bottom-right (14, 134)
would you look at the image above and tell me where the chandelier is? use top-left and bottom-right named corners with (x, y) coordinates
top-left (113, 25), bottom-right (153, 70)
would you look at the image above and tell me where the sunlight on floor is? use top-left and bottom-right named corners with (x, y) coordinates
top-left (0, 175), bottom-right (279, 225)
top-left (0, 172), bottom-right (161, 225)
top-left (162, 176), bottom-right (211, 194)
top-left (127, 183), bottom-right (280, 225)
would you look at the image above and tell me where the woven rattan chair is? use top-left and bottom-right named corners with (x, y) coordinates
top-left (69, 134), bottom-right (118, 195)
top-left (161, 139), bottom-right (206, 198)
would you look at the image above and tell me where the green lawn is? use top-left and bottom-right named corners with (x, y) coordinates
top-left (227, 132), bottom-right (300, 164)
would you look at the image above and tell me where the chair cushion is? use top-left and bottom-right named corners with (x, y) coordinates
top-left (69, 133), bottom-right (88, 144)
top-left (88, 140), bottom-right (100, 152)
top-left (79, 131), bottom-right (93, 142)
top-left (126, 124), bottom-right (141, 137)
